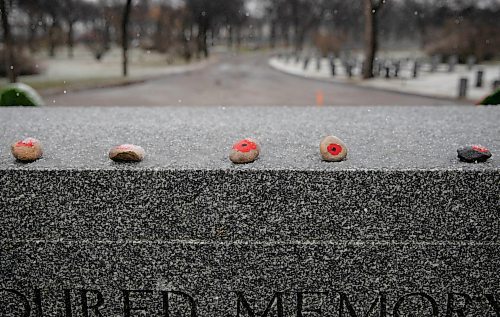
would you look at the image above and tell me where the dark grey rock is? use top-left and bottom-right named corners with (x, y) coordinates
top-left (458, 145), bottom-right (492, 163)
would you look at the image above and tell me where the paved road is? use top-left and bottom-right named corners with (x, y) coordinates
top-left (51, 52), bottom-right (467, 106)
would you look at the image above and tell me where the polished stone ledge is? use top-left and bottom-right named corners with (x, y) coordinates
top-left (0, 106), bottom-right (498, 170)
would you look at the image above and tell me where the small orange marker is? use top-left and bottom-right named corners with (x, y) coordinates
top-left (316, 90), bottom-right (324, 106)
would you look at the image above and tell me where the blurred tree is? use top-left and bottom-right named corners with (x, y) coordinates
top-left (61, 0), bottom-right (92, 58)
top-left (265, 0), bottom-right (329, 51)
top-left (0, 0), bottom-right (16, 82)
top-left (121, 0), bottom-right (132, 77)
top-left (64, 0), bottom-right (76, 57)
top-left (6, 0), bottom-right (499, 73)
top-left (179, 7), bottom-right (194, 61)
top-left (186, 0), bottom-right (246, 58)
top-left (294, 0), bottom-right (328, 51)
top-left (219, 0), bottom-right (246, 50)
top-left (362, 0), bottom-right (385, 79)
top-left (152, 3), bottom-right (195, 61)
top-left (331, 1), bottom-right (364, 50)
top-left (18, 0), bottom-right (44, 53)
top-left (40, 0), bottom-right (64, 57)
top-left (187, 0), bottom-right (211, 58)
top-left (80, 1), bottom-right (110, 61)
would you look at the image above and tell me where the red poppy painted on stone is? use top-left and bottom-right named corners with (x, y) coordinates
top-left (327, 143), bottom-right (342, 156)
top-left (230, 138), bottom-right (260, 164)
top-left (457, 144), bottom-right (492, 163)
top-left (320, 136), bottom-right (348, 162)
top-left (11, 137), bottom-right (43, 162)
top-left (472, 145), bottom-right (489, 153)
top-left (116, 144), bottom-right (135, 151)
top-left (233, 139), bottom-right (258, 153)
top-left (16, 139), bottom-right (35, 147)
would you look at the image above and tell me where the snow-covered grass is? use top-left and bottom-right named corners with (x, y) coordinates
top-left (269, 56), bottom-right (500, 102)
top-left (0, 46), bottom-right (213, 93)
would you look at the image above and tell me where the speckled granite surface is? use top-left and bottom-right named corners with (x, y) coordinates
top-left (0, 106), bottom-right (499, 170)
top-left (1, 106), bottom-right (499, 316)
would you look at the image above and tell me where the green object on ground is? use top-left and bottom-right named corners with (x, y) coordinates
top-left (479, 89), bottom-right (500, 105)
top-left (0, 83), bottom-right (45, 106)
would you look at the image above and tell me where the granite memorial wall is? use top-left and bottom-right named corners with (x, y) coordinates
top-left (1, 107), bottom-right (499, 317)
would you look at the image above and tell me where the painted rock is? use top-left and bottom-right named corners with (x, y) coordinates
top-left (11, 137), bottom-right (43, 162)
top-left (320, 135), bottom-right (348, 162)
top-left (457, 145), bottom-right (492, 163)
top-left (109, 144), bottom-right (145, 162)
top-left (229, 138), bottom-right (260, 164)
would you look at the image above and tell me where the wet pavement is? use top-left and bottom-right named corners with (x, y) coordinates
top-left (50, 52), bottom-right (469, 107)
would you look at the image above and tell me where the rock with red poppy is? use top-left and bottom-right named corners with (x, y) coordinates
top-left (109, 144), bottom-right (145, 162)
top-left (320, 135), bottom-right (348, 162)
top-left (457, 145), bottom-right (492, 163)
top-left (11, 137), bottom-right (43, 162)
top-left (229, 138), bottom-right (260, 164)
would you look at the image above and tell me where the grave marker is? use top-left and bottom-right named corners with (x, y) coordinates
top-left (303, 57), bottom-right (310, 70)
top-left (492, 80), bottom-right (500, 91)
top-left (345, 62), bottom-right (353, 78)
top-left (394, 61), bottom-right (401, 78)
top-left (329, 58), bottom-right (336, 77)
top-left (476, 69), bottom-right (484, 88)
top-left (412, 60), bottom-right (420, 78)
top-left (384, 65), bottom-right (391, 79)
top-left (459, 77), bottom-right (468, 99)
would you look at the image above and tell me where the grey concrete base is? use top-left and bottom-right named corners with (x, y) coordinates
top-left (1, 106), bottom-right (499, 316)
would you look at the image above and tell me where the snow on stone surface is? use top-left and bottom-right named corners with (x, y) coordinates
top-left (0, 106), bottom-right (498, 170)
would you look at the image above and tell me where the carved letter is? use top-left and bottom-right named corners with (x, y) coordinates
top-left (485, 294), bottom-right (500, 317)
top-left (0, 289), bottom-right (31, 317)
top-left (161, 291), bottom-right (197, 317)
top-left (64, 289), bottom-right (73, 317)
top-left (446, 293), bottom-right (471, 317)
top-left (236, 291), bottom-right (284, 317)
top-left (338, 292), bottom-right (386, 317)
top-left (122, 290), bottom-right (153, 317)
top-left (33, 289), bottom-right (73, 317)
top-left (34, 289), bottom-right (43, 316)
top-left (393, 293), bottom-right (438, 317)
top-left (297, 291), bottom-right (328, 317)
top-left (80, 289), bottom-right (104, 317)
